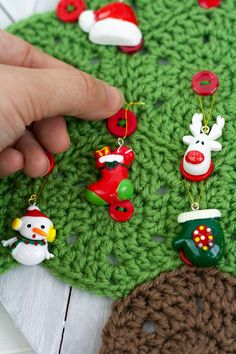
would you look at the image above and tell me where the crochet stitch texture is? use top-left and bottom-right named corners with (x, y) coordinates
top-left (0, 0), bottom-right (236, 298)
top-left (100, 267), bottom-right (236, 353)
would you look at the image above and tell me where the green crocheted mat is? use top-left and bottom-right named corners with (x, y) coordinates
top-left (1, 0), bottom-right (236, 298)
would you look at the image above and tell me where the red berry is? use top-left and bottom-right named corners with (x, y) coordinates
top-left (56, 0), bottom-right (86, 23)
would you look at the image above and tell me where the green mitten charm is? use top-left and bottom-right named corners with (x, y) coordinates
top-left (173, 209), bottom-right (224, 267)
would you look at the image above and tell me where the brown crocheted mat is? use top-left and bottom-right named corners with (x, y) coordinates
top-left (100, 267), bottom-right (236, 354)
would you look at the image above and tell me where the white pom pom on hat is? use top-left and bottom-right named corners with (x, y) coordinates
top-left (79, 10), bottom-right (96, 33)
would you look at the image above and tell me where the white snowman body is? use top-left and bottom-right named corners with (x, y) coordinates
top-left (11, 241), bottom-right (49, 266)
top-left (2, 206), bottom-right (56, 266)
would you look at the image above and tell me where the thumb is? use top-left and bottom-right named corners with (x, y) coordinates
top-left (2, 65), bottom-right (123, 125)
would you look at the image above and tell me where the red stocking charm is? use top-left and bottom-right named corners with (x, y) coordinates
top-left (86, 145), bottom-right (135, 222)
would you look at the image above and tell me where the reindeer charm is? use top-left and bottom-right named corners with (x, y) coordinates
top-left (180, 113), bottom-right (225, 181)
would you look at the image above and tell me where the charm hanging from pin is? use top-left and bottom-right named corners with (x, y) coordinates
top-left (180, 71), bottom-right (225, 182)
top-left (2, 152), bottom-right (57, 266)
top-left (2, 205), bottom-right (56, 266)
top-left (173, 71), bottom-right (226, 267)
top-left (86, 102), bottom-right (144, 222)
top-left (86, 145), bottom-right (135, 222)
top-left (172, 209), bottom-right (224, 267)
top-left (180, 113), bottom-right (225, 181)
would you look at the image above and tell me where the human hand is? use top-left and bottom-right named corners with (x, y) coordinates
top-left (0, 30), bottom-right (123, 178)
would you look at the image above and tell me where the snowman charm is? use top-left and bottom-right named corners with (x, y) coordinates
top-left (2, 205), bottom-right (56, 266)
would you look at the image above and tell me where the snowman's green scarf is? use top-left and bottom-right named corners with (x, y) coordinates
top-left (10, 236), bottom-right (46, 251)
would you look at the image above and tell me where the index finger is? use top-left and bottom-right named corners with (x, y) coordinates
top-left (0, 29), bottom-right (71, 69)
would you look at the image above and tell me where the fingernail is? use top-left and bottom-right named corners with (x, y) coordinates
top-left (42, 157), bottom-right (51, 177)
top-left (43, 152), bottom-right (55, 176)
top-left (104, 85), bottom-right (124, 113)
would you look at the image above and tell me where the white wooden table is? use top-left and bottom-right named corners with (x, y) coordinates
top-left (0, 2), bottom-right (112, 353)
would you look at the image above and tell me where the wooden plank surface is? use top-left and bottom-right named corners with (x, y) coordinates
top-left (0, 302), bottom-right (34, 354)
top-left (0, 266), bottom-right (70, 354)
top-left (60, 290), bottom-right (112, 354)
top-left (0, 266), bottom-right (112, 354)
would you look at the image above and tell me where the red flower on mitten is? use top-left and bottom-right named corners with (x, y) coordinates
top-left (56, 0), bottom-right (86, 22)
top-left (192, 225), bottom-right (215, 251)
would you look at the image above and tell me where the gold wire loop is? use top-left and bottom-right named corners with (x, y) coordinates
top-left (28, 194), bottom-right (37, 206)
top-left (118, 138), bottom-right (124, 147)
top-left (198, 93), bottom-right (216, 128)
top-left (191, 202), bottom-right (200, 211)
top-left (124, 102), bottom-right (145, 135)
top-left (28, 174), bottom-right (50, 206)
top-left (184, 180), bottom-right (204, 210)
top-left (118, 101), bottom-right (145, 144)
top-left (201, 125), bottom-right (210, 134)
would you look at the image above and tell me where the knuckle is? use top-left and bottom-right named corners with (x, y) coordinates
top-left (19, 42), bottom-right (34, 67)
top-left (80, 71), bottom-right (103, 105)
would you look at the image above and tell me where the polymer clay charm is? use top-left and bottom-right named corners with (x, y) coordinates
top-left (2, 205), bottom-right (56, 266)
top-left (172, 209), bottom-right (224, 267)
top-left (173, 73), bottom-right (226, 267)
top-left (86, 145), bottom-right (135, 222)
top-left (78, 2), bottom-right (143, 52)
top-left (180, 113), bottom-right (225, 181)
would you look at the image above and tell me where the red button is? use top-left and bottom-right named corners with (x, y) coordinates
top-left (118, 38), bottom-right (144, 54)
top-left (56, 0), bottom-right (86, 22)
top-left (109, 200), bottom-right (134, 222)
top-left (45, 152), bottom-right (55, 175)
top-left (198, 0), bottom-right (221, 9)
top-left (192, 71), bottom-right (219, 96)
top-left (107, 108), bottom-right (137, 138)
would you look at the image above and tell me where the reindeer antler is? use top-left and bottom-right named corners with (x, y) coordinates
top-left (190, 113), bottom-right (203, 137)
top-left (208, 116), bottom-right (225, 141)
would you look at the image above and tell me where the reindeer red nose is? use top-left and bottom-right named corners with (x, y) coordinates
top-left (185, 150), bottom-right (205, 164)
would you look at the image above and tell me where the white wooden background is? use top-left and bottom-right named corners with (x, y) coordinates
top-left (0, 1), bottom-right (112, 353)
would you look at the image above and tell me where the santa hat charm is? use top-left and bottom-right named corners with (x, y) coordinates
top-left (78, 2), bottom-right (143, 53)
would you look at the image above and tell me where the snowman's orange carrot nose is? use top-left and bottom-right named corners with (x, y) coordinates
top-left (32, 227), bottom-right (48, 237)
